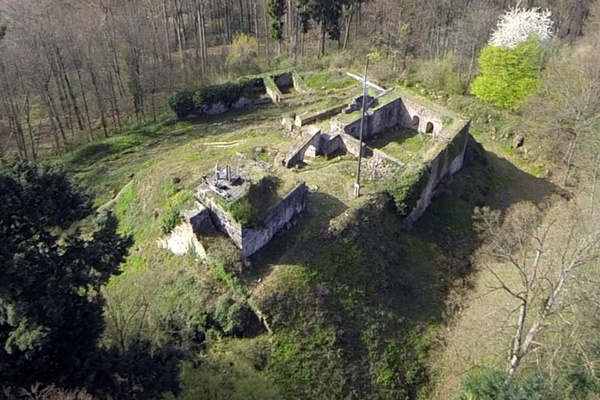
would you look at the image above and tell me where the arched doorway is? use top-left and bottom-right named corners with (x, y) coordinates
top-left (411, 115), bottom-right (420, 130)
top-left (426, 122), bottom-right (434, 134)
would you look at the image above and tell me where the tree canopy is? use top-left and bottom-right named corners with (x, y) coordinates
top-left (0, 160), bottom-right (181, 398)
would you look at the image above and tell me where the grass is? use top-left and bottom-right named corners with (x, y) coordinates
top-left (51, 69), bottom-right (561, 399)
top-left (368, 127), bottom-right (429, 164)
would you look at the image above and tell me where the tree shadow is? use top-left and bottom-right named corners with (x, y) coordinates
top-left (259, 137), bottom-right (567, 398)
top-left (243, 191), bottom-right (348, 282)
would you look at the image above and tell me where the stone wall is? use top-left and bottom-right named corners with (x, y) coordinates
top-left (283, 131), bottom-right (323, 167)
top-left (400, 97), bottom-right (444, 137)
top-left (339, 133), bottom-right (367, 157)
top-left (334, 92), bottom-right (452, 139)
top-left (196, 189), bottom-right (244, 247)
top-left (241, 183), bottom-right (308, 257)
top-left (295, 104), bottom-right (347, 128)
top-left (263, 76), bottom-right (283, 104)
top-left (405, 120), bottom-right (470, 225)
top-left (196, 183), bottom-right (308, 258)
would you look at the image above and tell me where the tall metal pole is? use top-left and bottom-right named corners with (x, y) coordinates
top-left (354, 55), bottom-right (369, 198)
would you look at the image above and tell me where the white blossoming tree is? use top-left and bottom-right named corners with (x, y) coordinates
top-left (471, 7), bottom-right (555, 110)
top-left (490, 7), bottom-right (554, 49)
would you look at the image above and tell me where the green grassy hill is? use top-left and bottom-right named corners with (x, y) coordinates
top-left (56, 74), bottom-right (561, 399)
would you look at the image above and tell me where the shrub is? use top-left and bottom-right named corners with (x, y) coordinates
top-left (470, 40), bottom-right (543, 110)
top-left (161, 208), bottom-right (183, 235)
top-left (227, 33), bottom-right (260, 75)
top-left (384, 167), bottom-right (429, 216)
top-left (227, 176), bottom-right (281, 228)
top-left (458, 368), bottom-right (548, 400)
top-left (194, 79), bottom-right (259, 109)
top-left (416, 53), bottom-right (465, 94)
top-left (228, 197), bottom-right (255, 228)
top-left (168, 90), bottom-right (195, 120)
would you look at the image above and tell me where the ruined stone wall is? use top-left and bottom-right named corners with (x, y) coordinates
top-left (400, 97), bottom-right (445, 137)
top-left (320, 134), bottom-right (346, 155)
top-left (263, 76), bottom-right (283, 104)
top-left (337, 98), bottom-right (404, 139)
top-left (283, 132), bottom-right (323, 167)
top-left (366, 99), bottom-right (405, 138)
top-left (339, 133), bottom-right (367, 157)
top-left (335, 93), bottom-right (453, 139)
top-left (295, 104), bottom-right (347, 128)
top-left (196, 190), bottom-right (243, 247)
top-left (372, 148), bottom-right (404, 167)
top-left (197, 183), bottom-right (308, 258)
top-left (405, 121), bottom-right (470, 225)
top-left (241, 183), bottom-right (308, 257)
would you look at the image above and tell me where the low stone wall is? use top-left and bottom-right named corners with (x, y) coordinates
top-left (292, 70), bottom-right (308, 92)
top-left (263, 76), bottom-right (283, 104)
top-left (241, 183), bottom-right (308, 257)
top-left (405, 120), bottom-right (470, 225)
top-left (295, 104), bottom-right (347, 128)
top-left (372, 148), bottom-right (404, 167)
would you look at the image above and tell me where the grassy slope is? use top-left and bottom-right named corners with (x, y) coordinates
top-left (59, 70), bottom-right (562, 399)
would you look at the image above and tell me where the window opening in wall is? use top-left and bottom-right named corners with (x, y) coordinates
top-left (411, 115), bottom-right (420, 129)
top-left (426, 122), bottom-right (434, 134)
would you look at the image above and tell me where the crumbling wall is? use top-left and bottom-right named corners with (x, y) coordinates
top-left (400, 97), bottom-right (445, 136)
top-left (158, 205), bottom-right (211, 258)
top-left (405, 121), bottom-right (470, 225)
top-left (295, 104), bottom-right (346, 128)
top-left (263, 76), bottom-right (283, 104)
top-left (196, 190), bottom-right (244, 247)
top-left (320, 134), bottom-right (346, 155)
top-left (291, 70), bottom-right (308, 92)
top-left (241, 182), bottom-right (308, 257)
top-left (339, 133), bottom-right (367, 157)
top-left (283, 131), bottom-right (323, 167)
top-left (372, 148), bottom-right (404, 167)
top-left (197, 183), bottom-right (308, 258)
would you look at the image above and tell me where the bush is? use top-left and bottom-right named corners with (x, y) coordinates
top-left (227, 33), bottom-right (260, 75)
top-left (470, 40), bottom-right (543, 110)
top-left (194, 79), bottom-right (259, 109)
top-left (384, 167), bottom-right (429, 216)
top-left (227, 197), bottom-right (255, 228)
top-left (161, 208), bottom-right (183, 235)
top-left (416, 53), bottom-right (465, 94)
top-left (168, 90), bottom-right (195, 120)
top-left (227, 176), bottom-right (281, 228)
top-left (458, 369), bottom-right (548, 400)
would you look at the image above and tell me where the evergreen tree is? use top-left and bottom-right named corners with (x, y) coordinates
top-left (268, 0), bottom-right (286, 52)
top-left (0, 160), bottom-right (132, 389)
top-left (297, 0), bottom-right (345, 56)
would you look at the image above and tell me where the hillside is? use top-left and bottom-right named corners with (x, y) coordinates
top-left (48, 67), bottom-right (562, 398)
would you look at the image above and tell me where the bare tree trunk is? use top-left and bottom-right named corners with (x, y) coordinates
top-left (76, 68), bottom-right (94, 135)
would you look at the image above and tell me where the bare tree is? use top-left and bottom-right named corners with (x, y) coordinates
top-left (475, 200), bottom-right (600, 379)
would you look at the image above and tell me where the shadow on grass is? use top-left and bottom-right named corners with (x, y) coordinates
top-left (245, 191), bottom-right (348, 281)
top-left (69, 142), bottom-right (116, 166)
top-left (257, 137), bottom-right (566, 399)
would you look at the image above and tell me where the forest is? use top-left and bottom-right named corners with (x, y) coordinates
top-left (2, 0), bottom-right (600, 399)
